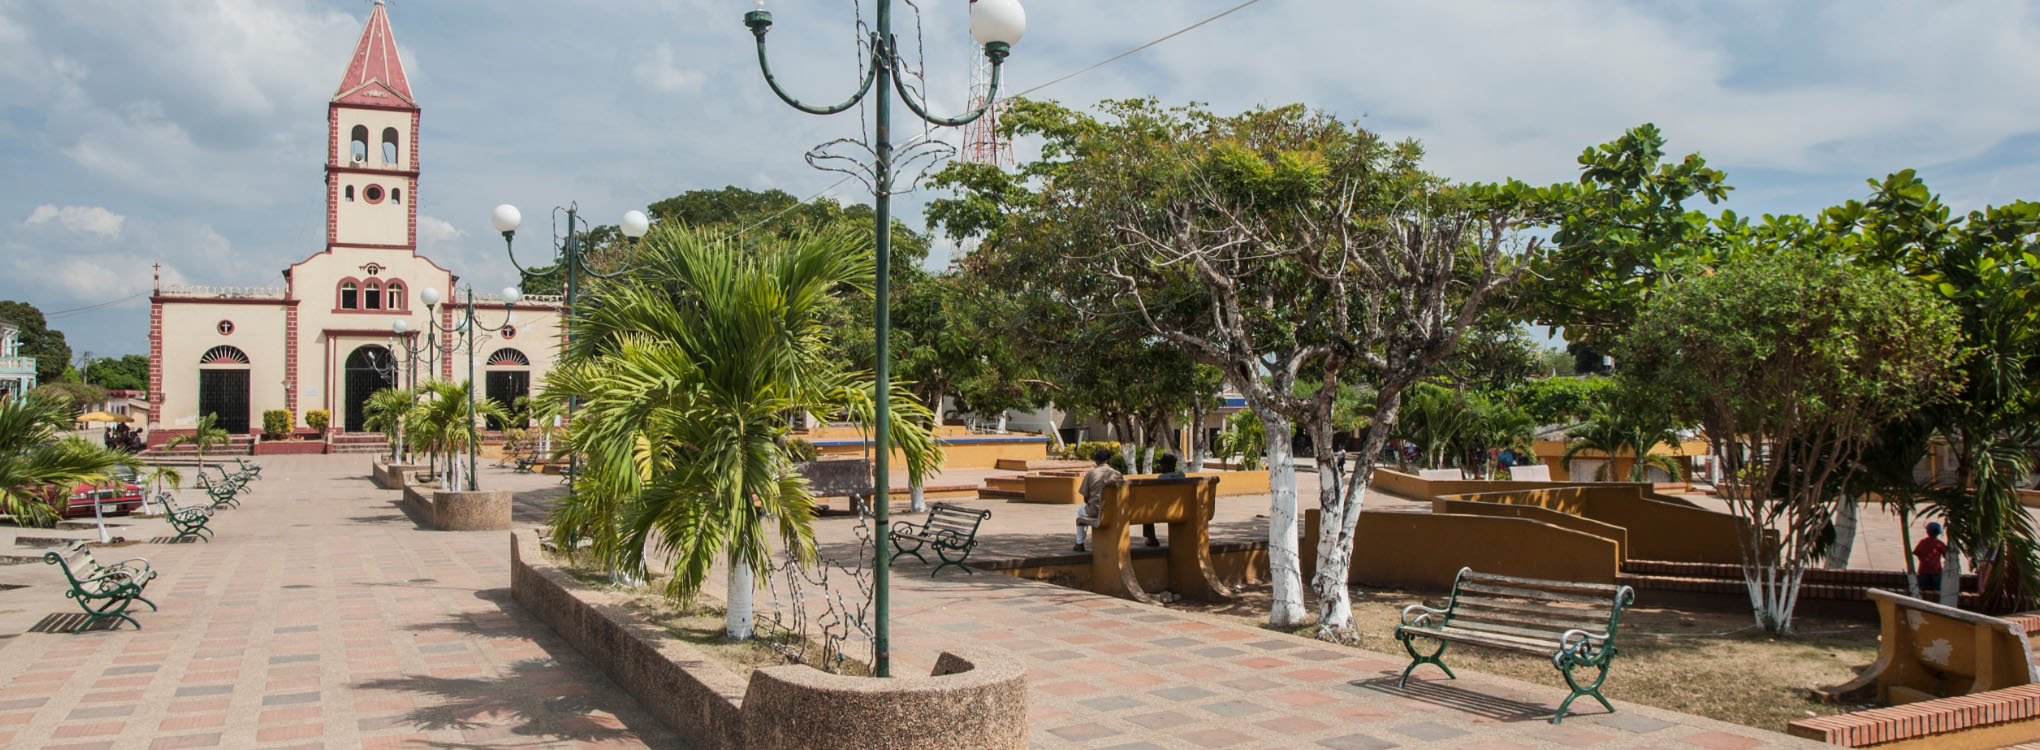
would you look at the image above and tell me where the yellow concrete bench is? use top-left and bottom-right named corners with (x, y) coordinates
top-left (1089, 477), bottom-right (1234, 605)
top-left (1816, 588), bottom-right (2038, 705)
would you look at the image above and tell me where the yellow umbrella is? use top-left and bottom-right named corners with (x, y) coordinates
top-left (76, 411), bottom-right (133, 424)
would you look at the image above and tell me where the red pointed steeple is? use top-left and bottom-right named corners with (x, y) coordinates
top-left (333, 0), bottom-right (414, 108)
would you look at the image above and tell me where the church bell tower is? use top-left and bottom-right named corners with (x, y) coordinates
top-left (326, 0), bottom-right (417, 253)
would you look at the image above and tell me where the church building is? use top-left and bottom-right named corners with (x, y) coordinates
top-left (147, 1), bottom-right (562, 444)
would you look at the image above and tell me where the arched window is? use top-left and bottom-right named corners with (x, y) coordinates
top-left (385, 281), bottom-right (406, 310)
top-left (381, 127), bottom-right (400, 165)
top-left (349, 125), bottom-right (368, 163)
top-left (486, 348), bottom-right (531, 366)
top-left (391, 188), bottom-right (401, 204)
top-left (200, 345), bottom-right (250, 365)
top-left (344, 185), bottom-right (355, 202)
top-left (362, 279), bottom-right (382, 310)
top-left (339, 280), bottom-right (359, 309)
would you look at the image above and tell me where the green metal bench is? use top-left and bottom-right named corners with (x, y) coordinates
top-left (59, 540), bottom-right (159, 597)
top-left (156, 492), bottom-right (215, 542)
top-left (1394, 567), bottom-right (1636, 724)
top-left (888, 503), bottom-right (992, 577)
top-left (234, 457), bottom-right (262, 478)
top-left (44, 548), bottom-right (150, 630)
top-left (195, 473), bottom-right (240, 510)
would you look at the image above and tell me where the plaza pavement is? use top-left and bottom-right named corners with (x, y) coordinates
top-left (0, 455), bottom-right (1853, 748)
top-left (0, 453), bottom-right (680, 749)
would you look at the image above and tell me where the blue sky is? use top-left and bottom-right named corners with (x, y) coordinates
top-left (3, 0), bottom-right (2037, 358)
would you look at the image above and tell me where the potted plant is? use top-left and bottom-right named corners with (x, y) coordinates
top-left (305, 410), bottom-right (330, 441)
top-left (262, 409), bottom-right (293, 441)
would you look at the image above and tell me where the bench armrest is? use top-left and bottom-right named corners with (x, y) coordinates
top-left (1554, 629), bottom-right (1612, 667)
top-left (103, 556), bottom-right (152, 569)
top-left (1400, 603), bottom-right (1449, 628)
top-left (933, 529), bottom-right (970, 548)
top-left (888, 521), bottom-right (919, 537)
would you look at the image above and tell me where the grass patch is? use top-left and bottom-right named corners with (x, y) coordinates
top-left (553, 557), bottom-right (871, 678)
top-left (1170, 582), bottom-right (1877, 732)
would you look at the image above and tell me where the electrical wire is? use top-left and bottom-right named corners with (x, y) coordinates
top-left (43, 292), bottom-right (148, 319)
top-left (1003, 0), bottom-right (1270, 101)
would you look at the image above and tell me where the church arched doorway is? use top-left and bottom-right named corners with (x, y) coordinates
top-left (197, 345), bottom-right (252, 435)
top-left (343, 345), bottom-right (395, 432)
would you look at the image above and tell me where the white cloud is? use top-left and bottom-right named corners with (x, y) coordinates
top-left (24, 204), bottom-right (124, 238)
top-left (634, 43), bottom-right (706, 93)
top-left (417, 215), bottom-right (464, 245)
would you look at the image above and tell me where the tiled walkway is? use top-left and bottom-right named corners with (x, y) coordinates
top-left (0, 456), bottom-right (1836, 748)
top-left (0, 454), bottom-right (679, 749)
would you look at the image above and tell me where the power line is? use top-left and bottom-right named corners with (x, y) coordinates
top-left (1003, 0), bottom-right (1269, 101)
top-left (43, 292), bottom-right (147, 319)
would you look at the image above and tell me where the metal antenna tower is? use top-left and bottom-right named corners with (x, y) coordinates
top-left (958, 51), bottom-right (1010, 166)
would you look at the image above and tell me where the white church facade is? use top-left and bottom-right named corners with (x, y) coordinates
top-left (147, 1), bottom-right (562, 443)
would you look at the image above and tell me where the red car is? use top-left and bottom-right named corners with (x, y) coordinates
top-left (41, 479), bottom-right (147, 519)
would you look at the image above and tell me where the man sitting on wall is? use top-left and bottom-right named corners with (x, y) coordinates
top-left (1075, 448), bottom-right (1123, 552)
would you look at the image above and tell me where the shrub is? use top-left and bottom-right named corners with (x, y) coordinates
top-left (1065, 440), bottom-right (1122, 461)
top-left (785, 438), bottom-right (820, 463)
top-left (305, 410), bottom-right (331, 436)
top-left (261, 409), bottom-right (293, 440)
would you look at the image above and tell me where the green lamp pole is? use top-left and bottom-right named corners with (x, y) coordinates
top-left (495, 205), bottom-right (651, 485)
top-left (743, 0), bottom-right (1025, 678)
top-left (419, 285), bottom-right (519, 492)
top-left (385, 320), bottom-right (434, 464)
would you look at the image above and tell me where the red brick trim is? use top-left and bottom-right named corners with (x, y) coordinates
top-left (441, 303), bottom-right (454, 381)
top-left (284, 305), bottom-right (299, 416)
top-left (1789, 684), bottom-right (2040, 746)
top-left (325, 165), bottom-right (420, 178)
top-left (326, 242), bottom-right (417, 251)
top-left (147, 299), bottom-right (163, 429)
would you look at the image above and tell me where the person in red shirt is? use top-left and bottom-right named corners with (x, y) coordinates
top-left (1914, 522), bottom-right (1947, 596)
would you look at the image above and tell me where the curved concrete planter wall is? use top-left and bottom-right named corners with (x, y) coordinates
top-left (401, 485), bottom-right (511, 530)
top-left (370, 460), bottom-right (429, 490)
top-left (508, 531), bottom-right (1028, 749)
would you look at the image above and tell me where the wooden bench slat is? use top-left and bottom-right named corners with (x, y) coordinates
top-left (1448, 619), bottom-right (1570, 644)
top-left (1463, 570), bottom-right (1625, 595)
top-left (1406, 625), bottom-right (1558, 655)
top-left (1453, 602), bottom-right (1609, 633)
top-left (1455, 595), bottom-right (1612, 624)
top-left (1458, 581), bottom-right (1611, 606)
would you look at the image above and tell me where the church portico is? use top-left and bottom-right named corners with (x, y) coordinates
top-left (146, 1), bottom-right (563, 443)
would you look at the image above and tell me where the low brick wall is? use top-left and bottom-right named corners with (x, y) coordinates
top-left (508, 531), bottom-right (1029, 749)
top-left (1789, 684), bottom-right (2040, 748)
top-left (510, 531), bottom-right (748, 749)
top-left (252, 440), bottom-right (327, 456)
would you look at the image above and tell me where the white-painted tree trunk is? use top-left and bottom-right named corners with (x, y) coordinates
top-left (1823, 497), bottom-right (1858, 570)
top-left (1940, 544), bottom-right (1963, 606)
top-left (1261, 409), bottom-right (1306, 628)
top-left (92, 493), bottom-right (110, 544)
top-left (726, 558), bottom-right (754, 641)
top-left (996, 413), bottom-right (1008, 434)
top-left (909, 476), bottom-right (926, 514)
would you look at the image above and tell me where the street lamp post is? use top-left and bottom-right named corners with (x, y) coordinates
top-left (495, 205), bottom-right (651, 485)
top-left (388, 320), bottom-right (434, 464)
top-left (419, 286), bottom-right (520, 492)
top-left (743, 0), bottom-right (1025, 678)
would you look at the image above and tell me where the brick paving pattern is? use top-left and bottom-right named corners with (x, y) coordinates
top-left (0, 454), bottom-right (678, 749)
top-left (0, 456), bottom-right (1861, 747)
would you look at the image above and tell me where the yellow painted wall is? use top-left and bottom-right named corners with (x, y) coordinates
top-left (157, 301), bottom-right (290, 431)
top-left (1305, 508), bottom-right (1621, 588)
top-left (1432, 499), bottom-right (1629, 562)
top-left (813, 438), bottom-right (1049, 469)
top-left (1443, 486), bottom-right (1747, 564)
top-left (1013, 470), bottom-right (1273, 504)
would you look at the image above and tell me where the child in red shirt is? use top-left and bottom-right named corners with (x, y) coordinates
top-left (1914, 522), bottom-right (1947, 595)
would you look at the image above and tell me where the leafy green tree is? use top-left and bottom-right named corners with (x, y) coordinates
top-left (0, 394), bottom-right (133, 523)
top-left (932, 98), bottom-right (1554, 638)
top-left (1620, 249), bottom-right (1964, 632)
top-left (0, 301), bottom-right (73, 383)
top-left (891, 270), bottom-right (1046, 509)
top-left (29, 382), bottom-right (107, 416)
top-left (539, 224), bottom-right (941, 640)
top-left (1825, 172), bottom-right (2040, 607)
top-left (1525, 124), bottom-right (1737, 351)
top-left (83, 354), bottom-right (148, 391)
top-left (1557, 394), bottom-right (1685, 482)
top-left (407, 381), bottom-right (507, 489)
top-left (1509, 376), bottom-right (1615, 427)
top-left (1441, 323), bottom-right (1543, 391)
top-left (166, 413), bottom-right (230, 475)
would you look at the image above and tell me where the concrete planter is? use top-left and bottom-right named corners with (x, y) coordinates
top-left (401, 485), bottom-right (510, 530)
top-left (370, 460), bottom-right (428, 490)
top-left (509, 531), bottom-right (1028, 749)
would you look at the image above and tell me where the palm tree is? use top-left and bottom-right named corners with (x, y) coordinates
top-left (1559, 402), bottom-right (1683, 482)
top-left (541, 224), bottom-right (940, 640)
top-left (362, 386), bottom-right (413, 464)
top-left (407, 380), bottom-right (507, 488)
top-left (166, 413), bottom-right (231, 474)
top-left (143, 465), bottom-right (182, 516)
top-left (0, 394), bottom-right (133, 525)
